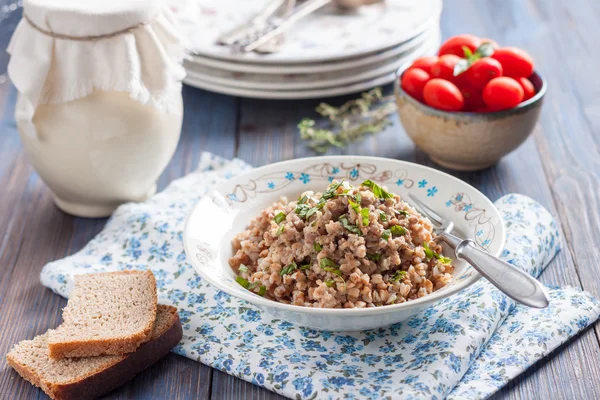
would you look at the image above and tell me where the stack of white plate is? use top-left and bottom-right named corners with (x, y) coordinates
top-left (169, 0), bottom-right (442, 99)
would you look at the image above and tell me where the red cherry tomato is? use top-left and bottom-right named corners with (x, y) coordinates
top-left (431, 54), bottom-right (461, 81)
top-left (452, 71), bottom-right (470, 88)
top-left (491, 47), bottom-right (534, 78)
top-left (423, 79), bottom-right (465, 111)
top-left (409, 56), bottom-right (438, 75)
top-left (459, 85), bottom-right (485, 111)
top-left (518, 77), bottom-right (536, 101)
top-left (482, 77), bottom-right (524, 111)
top-left (466, 58), bottom-right (503, 89)
top-left (480, 38), bottom-right (499, 49)
top-left (438, 34), bottom-right (481, 57)
top-left (401, 68), bottom-right (431, 102)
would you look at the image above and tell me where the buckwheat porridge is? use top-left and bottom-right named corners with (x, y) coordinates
top-left (228, 180), bottom-right (453, 308)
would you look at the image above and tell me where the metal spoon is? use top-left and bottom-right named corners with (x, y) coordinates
top-left (408, 193), bottom-right (550, 309)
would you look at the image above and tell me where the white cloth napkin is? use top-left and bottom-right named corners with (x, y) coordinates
top-left (8, 2), bottom-right (185, 124)
top-left (40, 153), bottom-right (600, 400)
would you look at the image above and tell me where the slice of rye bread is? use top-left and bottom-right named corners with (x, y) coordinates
top-left (47, 270), bottom-right (158, 359)
top-left (6, 305), bottom-right (182, 400)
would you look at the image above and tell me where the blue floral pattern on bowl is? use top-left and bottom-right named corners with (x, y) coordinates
top-left (225, 160), bottom-right (496, 251)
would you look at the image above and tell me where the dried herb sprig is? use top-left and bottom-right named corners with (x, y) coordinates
top-left (298, 88), bottom-right (397, 153)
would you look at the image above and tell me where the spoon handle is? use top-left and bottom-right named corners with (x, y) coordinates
top-left (439, 233), bottom-right (550, 308)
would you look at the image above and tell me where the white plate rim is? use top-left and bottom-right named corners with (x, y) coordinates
top-left (185, 22), bottom-right (439, 75)
top-left (183, 39), bottom-right (437, 91)
top-left (186, 0), bottom-right (443, 64)
top-left (183, 71), bottom-right (397, 99)
top-left (183, 155), bottom-right (506, 317)
top-left (183, 31), bottom-right (440, 91)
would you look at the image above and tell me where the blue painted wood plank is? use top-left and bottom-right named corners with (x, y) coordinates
top-left (158, 85), bottom-right (238, 189)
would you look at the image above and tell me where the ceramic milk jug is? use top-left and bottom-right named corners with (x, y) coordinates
top-left (8, 0), bottom-right (185, 217)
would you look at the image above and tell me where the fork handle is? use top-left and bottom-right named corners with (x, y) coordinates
top-left (439, 233), bottom-right (550, 308)
top-left (241, 0), bottom-right (331, 52)
top-left (217, 0), bottom-right (286, 45)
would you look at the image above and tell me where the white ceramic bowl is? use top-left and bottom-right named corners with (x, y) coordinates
top-left (183, 156), bottom-right (505, 331)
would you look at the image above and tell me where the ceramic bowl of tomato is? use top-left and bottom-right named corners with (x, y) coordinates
top-left (394, 35), bottom-right (547, 171)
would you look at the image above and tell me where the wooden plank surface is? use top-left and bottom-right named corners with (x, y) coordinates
top-left (1, 0), bottom-right (599, 399)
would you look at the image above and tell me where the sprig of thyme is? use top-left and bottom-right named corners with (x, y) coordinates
top-left (298, 88), bottom-right (397, 153)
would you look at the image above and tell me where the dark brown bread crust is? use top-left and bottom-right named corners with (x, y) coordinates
top-left (6, 306), bottom-right (182, 400)
top-left (51, 309), bottom-right (182, 400)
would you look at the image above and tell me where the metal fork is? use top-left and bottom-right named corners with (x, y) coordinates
top-left (254, 0), bottom-right (297, 54)
top-left (408, 193), bottom-right (550, 308)
top-left (216, 0), bottom-right (287, 46)
top-left (233, 0), bottom-right (382, 53)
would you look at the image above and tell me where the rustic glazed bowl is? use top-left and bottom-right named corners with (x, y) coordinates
top-left (394, 64), bottom-right (547, 171)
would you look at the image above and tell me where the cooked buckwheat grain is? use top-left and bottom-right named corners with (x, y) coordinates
top-left (229, 180), bottom-right (453, 308)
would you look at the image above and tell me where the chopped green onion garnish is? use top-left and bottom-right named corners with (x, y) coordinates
top-left (379, 211), bottom-right (388, 222)
top-left (390, 225), bottom-right (406, 236)
top-left (366, 253), bottom-right (381, 262)
top-left (296, 199), bottom-right (324, 221)
top-left (299, 264), bottom-right (311, 271)
top-left (423, 242), bottom-right (435, 259)
top-left (390, 270), bottom-right (407, 282)
top-left (355, 193), bottom-right (362, 204)
top-left (313, 242), bottom-right (323, 252)
top-left (361, 180), bottom-right (394, 199)
top-left (280, 262), bottom-right (298, 276)
top-left (238, 264), bottom-right (248, 273)
top-left (236, 276), bottom-right (250, 289)
top-left (323, 267), bottom-right (343, 279)
top-left (322, 181), bottom-right (342, 200)
top-left (348, 199), bottom-right (361, 214)
top-left (339, 215), bottom-right (361, 235)
top-left (438, 255), bottom-right (453, 264)
top-left (297, 195), bottom-right (308, 204)
top-left (423, 242), bottom-right (452, 264)
top-left (324, 280), bottom-right (335, 288)
top-left (276, 224), bottom-right (285, 235)
top-left (360, 208), bottom-right (370, 226)
top-left (237, 277), bottom-right (268, 296)
top-left (381, 229), bottom-right (391, 241)
top-left (305, 207), bottom-right (319, 219)
top-left (316, 198), bottom-right (327, 209)
top-left (348, 199), bottom-right (369, 226)
top-left (395, 209), bottom-right (410, 217)
top-left (295, 203), bottom-right (310, 219)
top-left (320, 257), bottom-right (338, 268)
top-left (274, 212), bottom-right (286, 224)
top-left (320, 258), bottom-right (346, 285)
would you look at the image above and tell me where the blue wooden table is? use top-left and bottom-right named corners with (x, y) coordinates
top-left (1, 1), bottom-right (599, 399)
